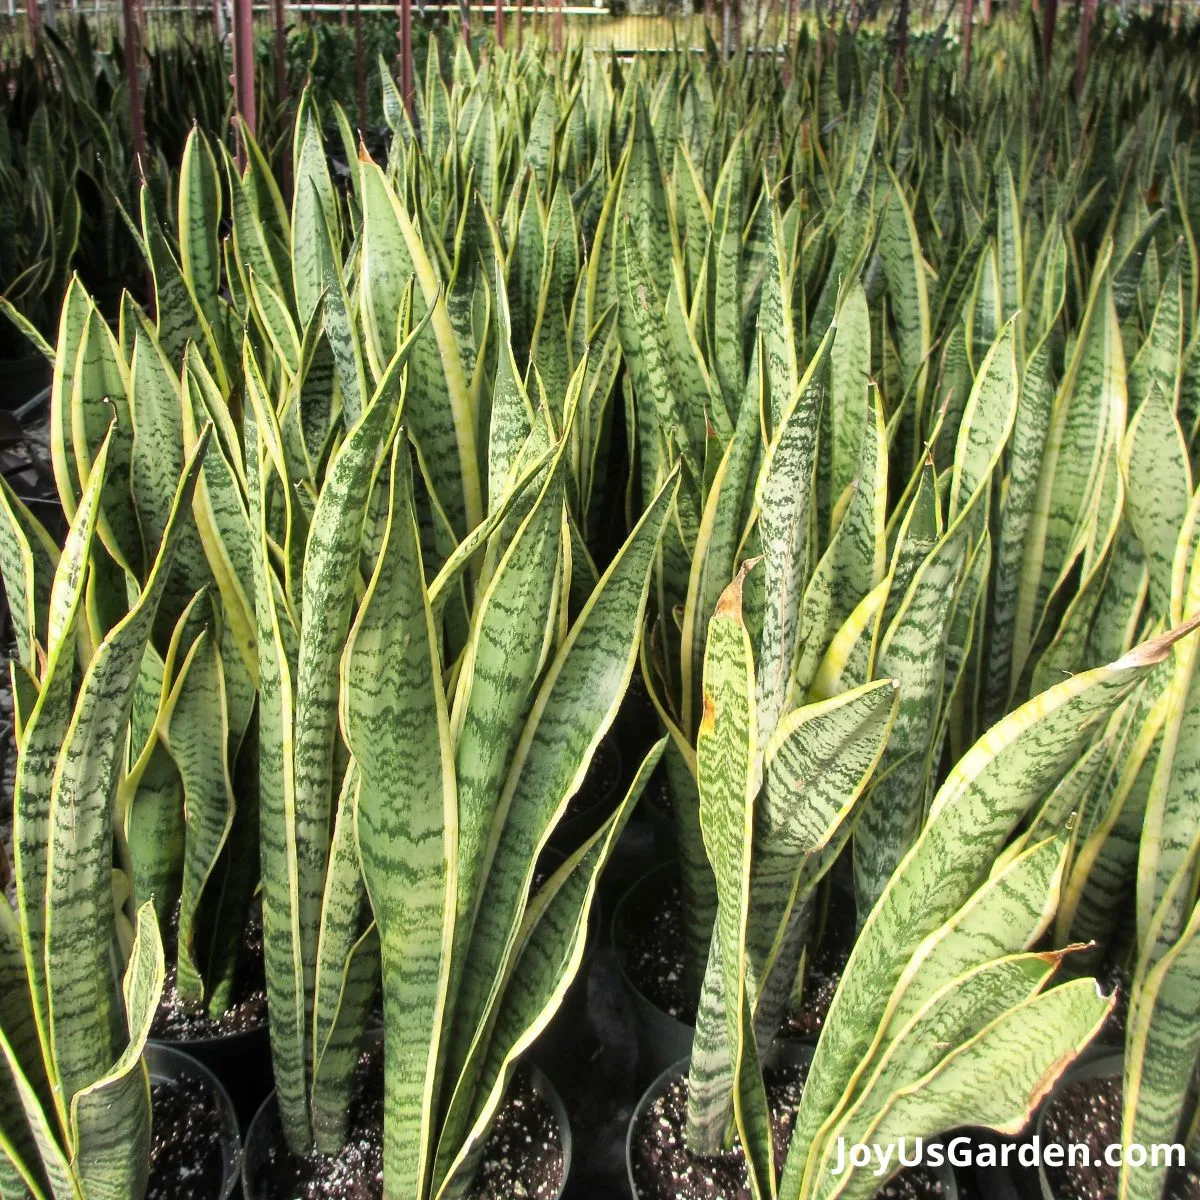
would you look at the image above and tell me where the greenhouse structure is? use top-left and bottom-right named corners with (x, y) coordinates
top-left (0, 0), bottom-right (1197, 1195)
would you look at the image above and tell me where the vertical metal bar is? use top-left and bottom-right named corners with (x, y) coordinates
top-left (895, 0), bottom-right (907, 93)
top-left (232, 0), bottom-right (256, 162)
top-left (721, 0), bottom-right (730, 59)
top-left (211, 0), bottom-right (224, 40)
top-left (354, 0), bottom-right (366, 130)
top-left (25, 0), bottom-right (41, 50)
top-left (273, 0), bottom-right (287, 107)
top-left (1041, 0), bottom-right (1056, 72)
top-left (552, 0), bottom-right (561, 52)
top-left (494, 0), bottom-right (502, 48)
top-left (961, 0), bottom-right (973, 77)
top-left (399, 0), bottom-right (413, 116)
top-left (1074, 0), bottom-right (1093, 94)
top-left (461, 0), bottom-right (469, 41)
top-left (121, 0), bottom-right (146, 171)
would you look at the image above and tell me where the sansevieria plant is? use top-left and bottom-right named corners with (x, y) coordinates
top-left (685, 556), bottom-right (1200, 1199)
top-left (0, 416), bottom-right (212, 1196)
top-left (1043, 369), bottom-right (1200, 1200)
top-left (244, 275), bottom-right (679, 1196)
top-left (38, 247), bottom-right (258, 1022)
top-left (221, 81), bottom-right (678, 1199)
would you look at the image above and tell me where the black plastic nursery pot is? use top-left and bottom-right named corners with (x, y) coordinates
top-left (953, 1136), bottom-right (1025, 1200)
top-left (241, 1062), bottom-right (573, 1199)
top-left (626, 1047), bottom-right (957, 1200)
top-left (150, 905), bottom-right (274, 1134)
top-left (1032, 1050), bottom-right (1200, 1200)
top-left (611, 861), bottom-right (695, 1087)
top-left (151, 1021), bottom-right (273, 1136)
top-left (0, 354), bottom-right (51, 412)
top-left (145, 1042), bottom-right (243, 1200)
top-left (1033, 1051), bottom-right (1124, 1200)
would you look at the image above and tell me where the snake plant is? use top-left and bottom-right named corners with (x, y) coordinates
top-left (0, 102), bottom-right (80, 361)
top-left (2, 18), bottom-right (1200, 1200)
top-left (28, 127), bottom-right (261, 1020)
top-left (215, 84), bottom-right (672, 1200)
top-left (598, 0), bottom-right (1200, 988)
top-left (1039, 246), bottom-right (1200, 1200)
top-left (590, 21), bottom-right (1200, 1199)
top-left (3, 119), bottom-right (263, 1025)
top-left (0, 405), bottom-right (212, 1197)
top-left (342, 412), bottom-right (675, 1198)
top-left (688, 559), bottom-right (1200, 1199)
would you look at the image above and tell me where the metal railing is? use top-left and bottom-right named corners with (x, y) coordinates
top-left (0, 0), bottom-right (776, 55)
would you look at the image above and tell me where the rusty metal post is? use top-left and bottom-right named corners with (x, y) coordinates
top-left (272, 0), bottom-right (286, 106)
top-left (355, 0), bottom-right (366, 130)
top-left (1075, 0), bottom-right (1094, 94)
top-left (121, 0), bottom-right (146, 173)
top-left (232, 0), bottom-right (256, 162)
top-left (1042, 0), bottom-right (1056, 72)
top-left (552, 0), bottom-right (561, 52)
top-left (495, 0), bottom-right (503, 47)
top-left (461, 0), bottom-right (470, 42)
top-left (515, 0), bottom-right (522, 45)
top-left (399, 0), bottom-right (413, 117)
top-left (896, 0), bottom-right (907, 93)
top-left (962, 0), bottom-right (973, 77)
top-left (26, 0), bottom-right (42, 50)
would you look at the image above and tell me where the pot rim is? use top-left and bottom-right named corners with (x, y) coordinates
top-left (1030, 1049), bottom-right (1200, 1199)
top-left (241, 1062), bottom-right (572, 1198)
top-left (145, 1041), bottom-right (243, 1200)
top-left (149, 1015), bottom-right (271, 1054)
top-left (625, 1047), bottom-right (960, 1200)
top-left (1034, 1050), bottom-right (1121, 1200)
top-left (626, 1047), bottom-right (815, 1200)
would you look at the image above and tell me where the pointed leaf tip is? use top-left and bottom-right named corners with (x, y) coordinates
top-left (1114, 611), bottom-right (1200, 668)
top-left (715, 556), bottom-right (759, 619)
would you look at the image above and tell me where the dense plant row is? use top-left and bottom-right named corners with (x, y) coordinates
top-left (1, 9), bottom-right (1200, 1199)
top-left (0, 13), bottom-right (424, 363)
